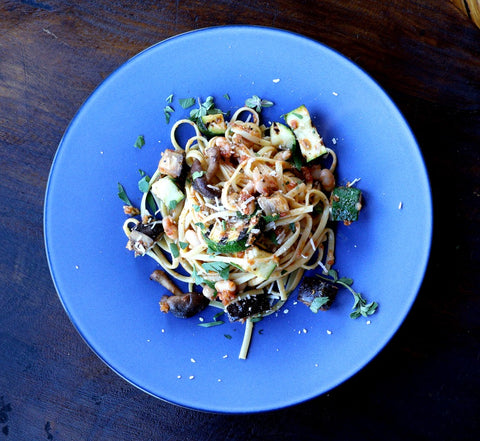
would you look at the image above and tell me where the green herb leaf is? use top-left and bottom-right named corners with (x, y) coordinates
top-left (289, 223), bottom-right (296, 232)
top-left (195, 222), bottom-right (206, 230)
top-left (117, 182), bottom-right (132, 205)
top-left (224, 334), bottom-right (232, 339)
top-left (202, 262), bottom-right (231, 280)
top-left (223, 93), bottom-right (230, 100)
top-left (164, 105), bottom-right (175, 123)
top-left (193, 204), bottom-right (201, 212)
top-left (309, 296), bottom-right (331, 313)
top-left (192, 170), bottom-right (205, 180)
top-left (168, 199), bottom-right (178, 210)
top-left (327, 269), bottom-right (338, 281)
top-left (198, 321), bottom-right (224, 327)
top-left (179, 241), bottom-right (189, 249)
top-left (166, 94), bottom-right (174, 103)
top-left (138, 175), bottom-right (151, 193)
top-left (245, 95), bottom-right (274, 112)
top-left (192, 265), bottom-right (216, 289)
top-left (338, 277), bottom-right (353, 286)
top-left (179, 97), bottom-right (196, 109)
top-left (316, 269), bottom-right (379, 319)
top-left (134, 135), bottom-right (145, 149)
top-left (213, 311), bottom-right (224, 321)
top-left (262, 214), bottom-right (280, 223)
top-left (203, 235), bottom-right (249, 255)
top-left (169, 242), bottom-right (180, 258)
top-left (146, 192), bottom-right (157, 214)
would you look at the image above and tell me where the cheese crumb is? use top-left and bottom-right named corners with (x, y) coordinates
top-left (190, 358), bottom-right (196, 363)
top-left (326, 330), bottom-right (332, 335)
top-left (189, 375), bottom-right (195, 380)
top-left (398, 201), bottom-right (403, 210)
top-left (332, 92), bottom-right (338, 96)
top-left (273, 78), bottom-right (280, 83)
top-left (366, 320), bottom-right (371, 325)
top-left (223, 354), bottom-right (228, 359)
top-left (283, 309), bottom-right (289, 314)
top-left (177, 375), bottom-right (181, 379)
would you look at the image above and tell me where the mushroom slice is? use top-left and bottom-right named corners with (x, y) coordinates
top-left (159, 292), bottom-right (210, 318)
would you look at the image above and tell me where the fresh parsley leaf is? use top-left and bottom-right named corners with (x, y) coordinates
top-left (179, 97), bottom-right (196, 109)
top-left (179, 241), bottom-right (189, 249)
top-left (169, 242), bottom-right (180, 258)
top-left (164, 105), bottom-right (175, 123)
top-left (134, 135), bottom-right (145, 149)
top-left (224, 334), bottom-right (232, 339)
top-left (245, 95), bottom-right (274, 112)
top-left (168, 199), bottom-right (178, 210)
top-left (166, 94), bottom-right (174, 103)
top-left (193, 204), bottom-right (201, 212)
top-left (117, 183), bottom-right (132, 205)
top-left (192, 265), bottom-right (215, 289)
top-left (289, 223), bottom-right (296, 233)
top-left (201, 262), bottom-right (231, 280)
top-left (138, 174), bottom-right (151, 193)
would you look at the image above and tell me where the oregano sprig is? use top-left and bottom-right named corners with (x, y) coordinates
top-left (317, 269), bottom-right (378, 319)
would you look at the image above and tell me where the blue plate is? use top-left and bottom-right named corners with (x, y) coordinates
top-left (44, 26), bottom-right (432, 413)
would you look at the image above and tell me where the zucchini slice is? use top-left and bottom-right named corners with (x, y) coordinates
top-left (285, 105), bottom-right (327, 162)
top-left (330, 186), bottom-right (363, 223)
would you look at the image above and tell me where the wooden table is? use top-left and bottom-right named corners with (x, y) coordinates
top-left (1, 1), bottom-right (478, 439)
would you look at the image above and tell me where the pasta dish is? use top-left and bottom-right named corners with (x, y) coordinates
top-left (121, 98), bottom-right (366, 359)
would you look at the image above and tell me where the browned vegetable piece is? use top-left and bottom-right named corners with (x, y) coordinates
top-left (158, 149), bottom-right (184, 178)
top-left (150, 270), bottom-right (183, 296)
top-left (159, 292), bottom-right (210, 318)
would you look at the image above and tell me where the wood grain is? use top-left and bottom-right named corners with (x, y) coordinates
top-left (0, 0), bottom-right (479, 440)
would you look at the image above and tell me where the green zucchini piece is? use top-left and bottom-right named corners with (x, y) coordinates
top-left (330, 186), bottom-right (363, 223)
top-left (284, 105), bottom-right (327, 162)
top-left (151, 176), bottom-right (185, 210)
top-left (198, 113), bottom-right (227, 137)
top-left (243, 246), bottom-right (277, 281)
top-left (270, 122), bottom-right (296, 150)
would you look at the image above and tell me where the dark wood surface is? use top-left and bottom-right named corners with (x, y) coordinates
top-left (1, 1), bottom-right (478, 440)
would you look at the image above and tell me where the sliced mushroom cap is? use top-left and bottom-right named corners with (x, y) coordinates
top-left (160, 292), bottom-right (210, 318)
top-left (126, 220), bottom-right (163, 256)
top-left (191, 159), bottom-right (221, 200)
top-left (225, 294), bottom-right (272, 322)
top-left (297, 276), bottom-right (338, 310)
